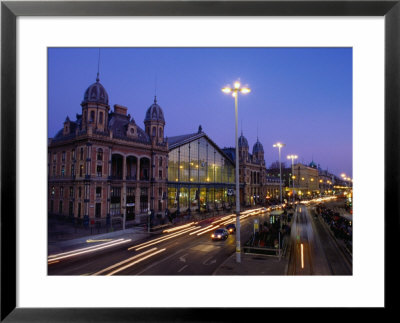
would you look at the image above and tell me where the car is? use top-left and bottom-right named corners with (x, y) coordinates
top-left (211, 228), bottom-right (229, 241)
top-left (226, 223), bottom-right (236, 234)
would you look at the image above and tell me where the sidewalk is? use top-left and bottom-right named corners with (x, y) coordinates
top-left (213, 252), bottom-right (288, 275)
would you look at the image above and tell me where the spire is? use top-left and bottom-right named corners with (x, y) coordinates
top-left (96, 48), bottom-right (101, 82)
top-left (257, 122), bottom-right (259, 141)
top-left (154, 95), bottom-right (157, 104)
top-left (155, 73), bottom-right (158, 97)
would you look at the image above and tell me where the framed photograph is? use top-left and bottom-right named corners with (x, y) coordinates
top-left (1, 0), bottom-right (398, 321)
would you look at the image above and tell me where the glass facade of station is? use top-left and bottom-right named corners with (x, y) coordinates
top-left (167, 136), bottom-right (235, 213)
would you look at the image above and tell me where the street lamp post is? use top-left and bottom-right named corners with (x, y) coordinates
top-left (222, 81), bottom-right (250, 263)
top-left (273, 142), bottom-right (286, 206)
top-left (287, 154), bottom-right (298, 204)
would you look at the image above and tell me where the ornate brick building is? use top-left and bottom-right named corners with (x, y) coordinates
top-left (48, 75), bottom-right (168, 226)
top-left (223, 131), bottom-right (268, 207)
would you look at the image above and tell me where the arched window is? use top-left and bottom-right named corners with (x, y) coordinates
top-left (159, 127), bottom-right (162, 137)
top-left (152, 127), bottom-right (156, 137)
top-left (90, 111), bottom-right (95, 122)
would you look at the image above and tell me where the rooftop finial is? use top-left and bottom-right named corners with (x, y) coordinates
top-left (96, 48), bottom-right (101, 82)
top-left (257, 122), bottom-right (259, 141)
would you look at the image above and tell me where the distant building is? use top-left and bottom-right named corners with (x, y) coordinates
top-left (48, 75), bottom-right (168, 224)
top-left (223, 131), bottom-right (268, 206)
top-left (167, 126), bottom-right (235, 214)
top-left (293, 162), bottom-right (319, 198)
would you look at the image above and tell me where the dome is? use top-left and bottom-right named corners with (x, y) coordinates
top-left (252, 139), bottom-right (264, 154)
top-left (82, 76), bottom-right (109, 105)
top-left (238, 133), bottom-right (249, 148)
top-left (144, 96), bottom-right (165, 124)
top-left (309, 160), bottom-right (317, 168)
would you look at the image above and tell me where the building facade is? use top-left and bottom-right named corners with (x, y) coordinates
top-left (167, 127), bottom-right (235, 214)
top-left (48, 75), bottom-right (168, 224)
top-left (293, 162), bottom-right (320, 198)
top-left (223, 132), bottom-right (268, 207)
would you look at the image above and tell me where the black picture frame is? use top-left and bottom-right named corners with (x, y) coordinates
top-left (1, 0), bottom-right (398, 321)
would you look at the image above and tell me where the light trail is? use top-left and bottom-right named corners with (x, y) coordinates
top-left (92, 247), bottom-right (158, 275)
top-left (47, 239), bottom-right (132, 262)
top-left (106, 248), bottom-right (167, 276)
top-left (48, 260), bottom-right (59, 265)
top-left (48, 238), bottom-right (126, 259)
top-left (188, 225), bottom-right (214, 235)
top-left (163, 222), bottom-right (195, 233)
top-left (196, 225), bottom-right (220, 236)
top-left (211, 214), bottom-right (234, 224)
top-left (131, 226), bottom-right (200, 251)
top-left (301, 243), bottom-right (304, 269)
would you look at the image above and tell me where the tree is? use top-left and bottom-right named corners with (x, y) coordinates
top-left (269, 161), bottom-right (286, 169)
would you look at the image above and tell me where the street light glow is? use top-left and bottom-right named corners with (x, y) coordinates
top-left (221, 87), bottom-right (232, 93)
top-left (234, 81), bottom-right (241, 89)
top-left (273, 142), bottom-right (285, 148)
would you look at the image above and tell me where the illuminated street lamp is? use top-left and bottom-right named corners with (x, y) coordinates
top-left (222, 81), bottom-right (251, 263)
top-left (273, 142), bottom-right (286, 206)
top-left (287, 154), bottom-right (298, 204)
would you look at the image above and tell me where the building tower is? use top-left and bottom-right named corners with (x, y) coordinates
top-left (144, 96), bottom-right (166, 144)
top-left (80, 73), bottom-right (110, 132)
top-left (252, 138), bottom-right (265, 164)
top-left (238, 131), bottom-right (249, 162)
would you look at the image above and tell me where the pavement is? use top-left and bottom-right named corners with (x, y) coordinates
top-left (213, 252), bottom-right (289, 275)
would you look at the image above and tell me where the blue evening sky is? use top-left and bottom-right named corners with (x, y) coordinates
top-left (48, 47), bottom-right (352, 177)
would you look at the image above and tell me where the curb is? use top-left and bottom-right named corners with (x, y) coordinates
top-left (212, 252), bottom-right (236, 275)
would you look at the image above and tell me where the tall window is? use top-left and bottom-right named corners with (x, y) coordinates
top-left (80, 147), bottom-right (84, 160)
top-left (80, 165), bottom-right (84, 177)
top-left (71, 164), bottom-right (75, 176)
top-left (110, 187), bottom-right (121, 216)
top-left (61, 165), bottom-right (65, 177)
top-left (95, 203), bottom-right (101, 218)
top-left (62, 151), bottom-right (65, 162)
top-left (78, 187), bottom-right (82, 198)
top-left (97, 148), bottom-right (103, 161)
top-left (60, 186), bottom-right (64, 198)
top-left (97, 165), bottom-right (102, 177)
top-left (99, 112), bottom-right (103, 124)
top-left (159, 170), bottom-right (162, 179)
top-left (96, 187), bottom-right (101, 198)
top-left (90, 111), bottom-right (95, 122)
top-left (159, 157), bottom-right (162, 167)
top-left (69, 201), bottom-right (74, 216)
top-left (69, 187), bottom-right (74, 198)
top-left (72, 149), bottom-right (75, 160)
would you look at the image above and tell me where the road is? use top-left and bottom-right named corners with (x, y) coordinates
top-left (287, 203), bottom-right (352, 275)
top-left (48, 208), bottom-right (268, 276)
